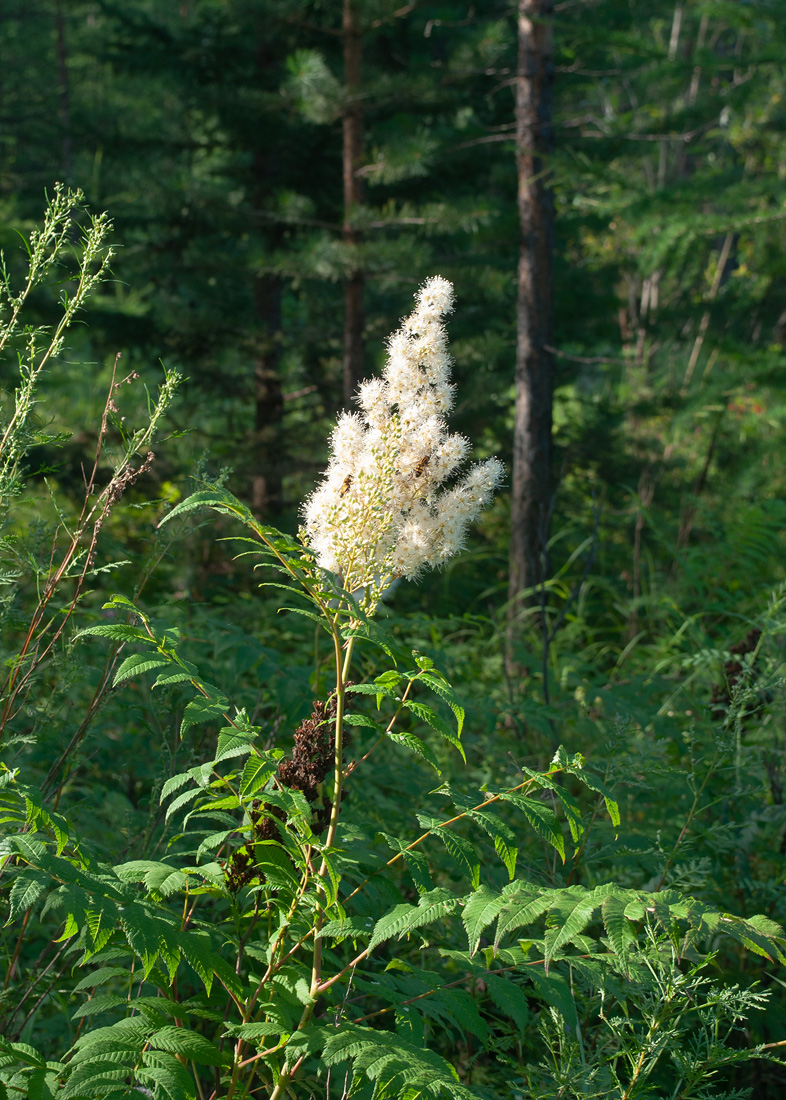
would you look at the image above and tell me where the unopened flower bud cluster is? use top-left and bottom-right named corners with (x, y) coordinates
top-left (302, 277), bottom-right (503, 607)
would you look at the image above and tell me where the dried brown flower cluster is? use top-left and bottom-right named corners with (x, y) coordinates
top-left (278, 697), bottom-right (337, 804)
top-left (224, 695), bottom-right (349, 892)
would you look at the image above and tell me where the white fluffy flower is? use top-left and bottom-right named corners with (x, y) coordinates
top-left (415, 275), bottom-right (454, 317)
top-left (301, 277), bottom-right (503, 608)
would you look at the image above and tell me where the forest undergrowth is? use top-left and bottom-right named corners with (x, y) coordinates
top-left (0, 192), bottom-right (785, 1100)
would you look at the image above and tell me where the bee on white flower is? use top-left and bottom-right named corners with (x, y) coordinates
top-left (302, 277), bottom-right (504, 610)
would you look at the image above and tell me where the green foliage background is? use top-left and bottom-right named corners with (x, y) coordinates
top-left (1, 1), bottom-right (786, 1097)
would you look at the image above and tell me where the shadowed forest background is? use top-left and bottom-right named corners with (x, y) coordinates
top-left (2, 1), bottom-right (786, 1097)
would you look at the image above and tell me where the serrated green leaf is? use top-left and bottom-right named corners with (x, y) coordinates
top-left (404, 699), bottom-right (464, 759)
top-left (113, 653), bottom-right (169, 686)
top-left (8, 870), bottom-right (48, 920)
top-left (417, 816), bottom-right (480, 888)
top-left (460, 804), bottom-right (518, 880)
top-left (319, 915), bottom-right (374, 941)
top-left (149, 1026), bottom-right (225, 1066)
top-left (214, 730), bottom-right (255, 764)
top-left (501, 793), bottom-right (566, 862)
top-left (387, 731), bottom-right (441, 773)
top-left (196, 829), bottom-right (235, 861)
top-left (369, 888), bottom-right (460, 951)
top-left (602, 893), bottom-right (636, 961)
top-left (544, 890), bottom-right (598, 971)
top-left (417, 672), bottom-right (465, 737)
top-left (485, 972), bottom-right (530, 1032)
top-left (400, 847), bottom-right (434, 894)
top-left (175, 929), bottom-right (241, 997)
top-left (342, 713), bottom-right (380, 728)
top-left (76, 624), bottom-right (150, 643)
top-left (571, 769), bottom-right (620, 828)
top-left (462, 885), bottom-right (505, 956)
top-left (114, 860), bottom-right (173, 883)
top-left (240, 754), bottom-right (277, 797)
top-left (73, 966), bottom-right (132, 993)
top-left (165, 787), bottom-right (203, 821)
top-left (380, 832), bottom-right (434, 894)
top-left (145, 867), bottom-right (188, 897)
top-left (345, 682), bottom-right (397, 700)
top-left (159, 487), bottom-right (246, 525)
top-left (153, 669), bottom-right (196, 688)
top-left (221, 1021), bottom-right (283, 1041)
top-left (160, 772), bottom-right (192, 801)
top-left (139, 1051), bottom-right (197, 1100)
top-left (494, 886), bottom-right (553, 950)
top-left (71, 993), bottom-right (126, 1019)
top-left (180, 695), bottom-right (228, 737)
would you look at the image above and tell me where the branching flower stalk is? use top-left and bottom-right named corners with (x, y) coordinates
top-left (0, 362), bottom-right (180, 740)
top-left (0, 185), bottom-right (181, 748)
top-left (0, 184), bottom-right (113, 499)
top-left (255, 279), bottom-right (502, 1100)
top-left (210, 282), bottom-right (501, 1100)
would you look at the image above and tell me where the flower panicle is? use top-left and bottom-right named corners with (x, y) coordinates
top-left (302, 276), bottom-right (503, 607)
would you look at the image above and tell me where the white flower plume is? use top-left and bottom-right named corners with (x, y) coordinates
top-left (302, 276), bottom-right (503, 606)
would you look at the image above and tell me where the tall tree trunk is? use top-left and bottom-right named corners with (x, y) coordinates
top-left (342, 0), bottom-right (364, 408)
top-left (507, 0), bottom-right (555, 666)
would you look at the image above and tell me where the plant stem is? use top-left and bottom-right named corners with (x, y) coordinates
top-left (655, 754), bottom-right (717, 892)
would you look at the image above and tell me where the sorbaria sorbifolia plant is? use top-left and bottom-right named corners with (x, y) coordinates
top-left (303, 277), bottom-right (503, 608)
top-left (0, 253), bottom-right (783, 1099)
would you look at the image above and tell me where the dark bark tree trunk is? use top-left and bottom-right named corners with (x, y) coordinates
top-left (342, 0), bottom-right (364, 408)
top-left (507, 0), bottom-right (555, 667)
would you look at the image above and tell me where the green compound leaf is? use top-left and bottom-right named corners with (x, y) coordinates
top-left (449, 792), bottom-right (519, 880)
top-left (494, 885), bottom-right (553, 951)
top-left (342, 713), bottom-right (380, 728)
top-left (415, 672), bottom-right (465, 739)
top-left (180, 694), bottom-right (228, 737)
top-left (381, 832), bottom-right (434, 894)
top-left (404, 699), bottom-right (464, 759)
top-left (75, 624), bottom-right (151, 643)
top-left (138, 1050), bottom-right (197, 1100)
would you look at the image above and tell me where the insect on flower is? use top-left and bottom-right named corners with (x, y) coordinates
top-left (414, 455), bottom-right (430, 478)
top-left (339, 474), bottom-right (353, 497)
